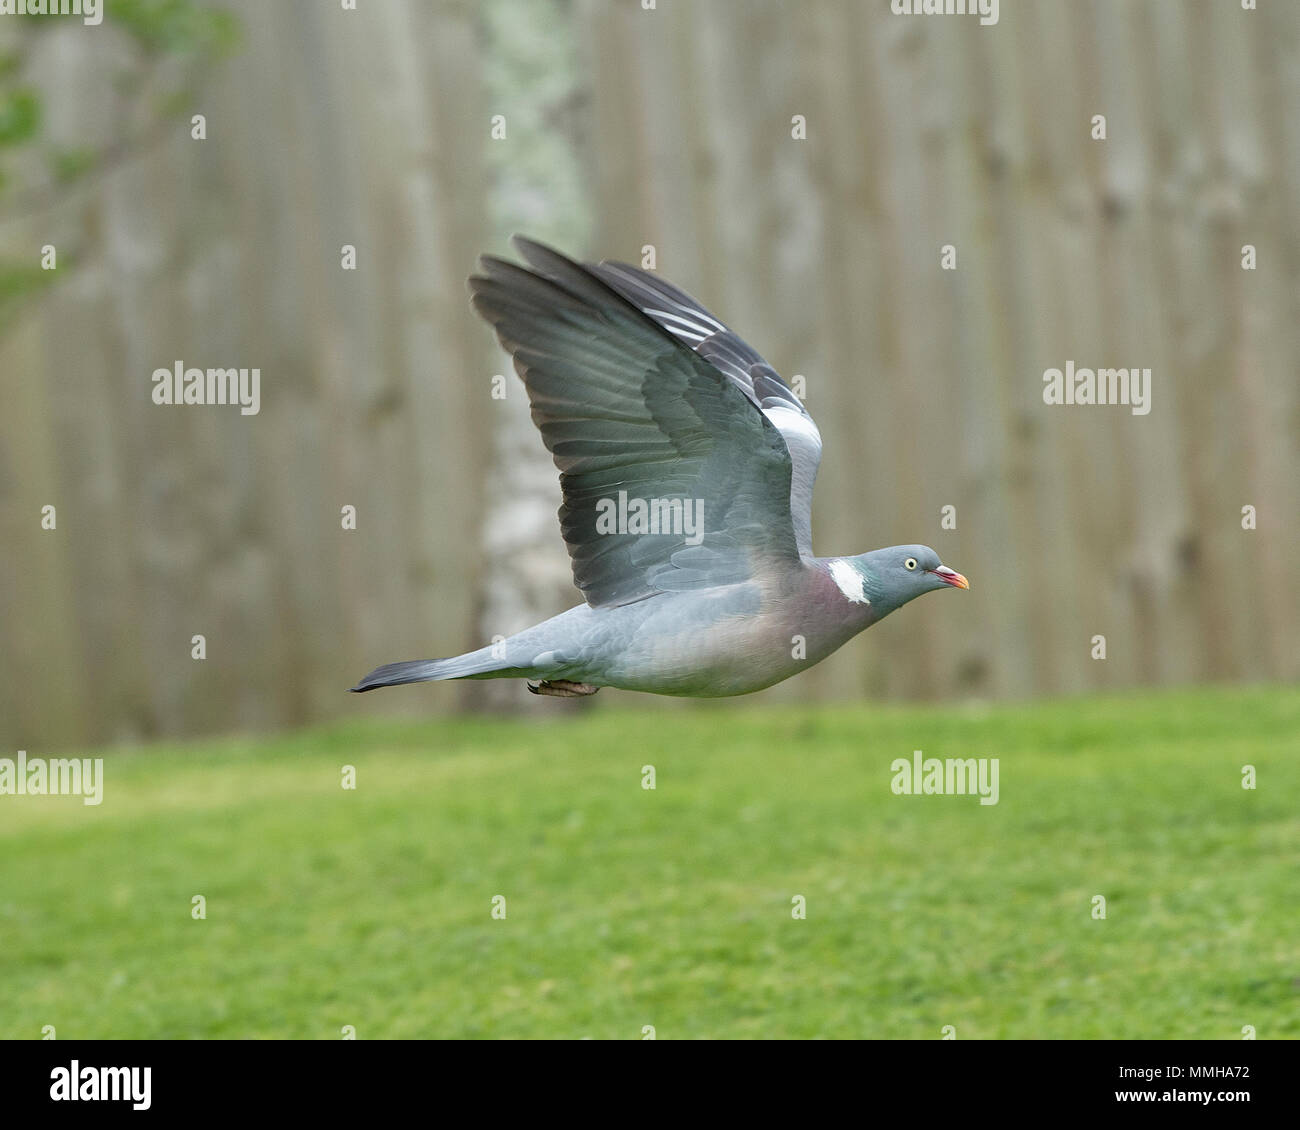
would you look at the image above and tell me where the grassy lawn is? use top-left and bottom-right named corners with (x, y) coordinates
top-left (2, 685), bottom-right (1296, 1039)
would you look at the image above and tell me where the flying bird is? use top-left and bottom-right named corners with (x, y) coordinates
top-left (353, 237), bottom-right (968, 698)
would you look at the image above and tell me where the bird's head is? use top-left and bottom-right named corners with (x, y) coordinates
top-left (840, 544), bottom-right (969, 618)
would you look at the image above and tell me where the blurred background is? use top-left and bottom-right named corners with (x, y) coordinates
top-left (2, 0), bottom-right (1297, 750)
top-left (2, 0), bottom-right (1298, 1046)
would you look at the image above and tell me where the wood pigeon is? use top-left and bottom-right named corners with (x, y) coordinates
top-left (353, 237), bottom-right (968, 698)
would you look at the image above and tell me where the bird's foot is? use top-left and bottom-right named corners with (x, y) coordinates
top-left (527, 679), bottom-right (600, 697)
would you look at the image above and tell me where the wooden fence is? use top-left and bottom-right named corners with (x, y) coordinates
top-left (2, 0), bottom-right (1296, 748)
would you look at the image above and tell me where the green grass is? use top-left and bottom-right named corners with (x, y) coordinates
top-left (2, 686), bottom-right (1297, 1039)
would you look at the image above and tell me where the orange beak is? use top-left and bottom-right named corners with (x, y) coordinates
top-left (932, 565), bottom-right (970, 590)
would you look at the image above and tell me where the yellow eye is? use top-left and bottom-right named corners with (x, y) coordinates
top-left (904, 557), bottom-right (917, 571)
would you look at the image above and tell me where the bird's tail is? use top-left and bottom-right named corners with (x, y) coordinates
top-left (350, 645), bottom-right (510, 692)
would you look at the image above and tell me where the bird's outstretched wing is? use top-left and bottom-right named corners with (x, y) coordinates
top-left (589, 257), bottom-right (822, 557)
top-left (469, 237), bottom-right (805, 609)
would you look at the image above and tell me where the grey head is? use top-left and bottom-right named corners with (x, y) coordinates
top-left (847, 544), bottom-right (969, 619)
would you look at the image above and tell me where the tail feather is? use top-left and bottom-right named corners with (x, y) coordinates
top-left (350, 647), bottom-right (507, 692)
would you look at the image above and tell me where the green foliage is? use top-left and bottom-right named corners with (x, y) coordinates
top-left (0, 87), bottom-right (40, 148)
top-left (49, 147), bottom-right (96, 185)
top-left (1, 686), bottom-right (1295, 1038)
top-left (0, 256), bottom-right (59, 316)
top-left (107, 0), bottom-right (241, 58)
top-left (0, 49), bottom-right (23, 82)
top-left (0, 0), bottom-right (242, 318)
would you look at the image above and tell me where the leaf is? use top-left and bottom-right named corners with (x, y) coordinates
top-left (50, 147), bottom-right (97, 185)
top-left (0, 88), bottom-right (41, 148)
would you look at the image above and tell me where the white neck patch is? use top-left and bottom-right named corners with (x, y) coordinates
top-left (829, 559), bottom-right (870, 604)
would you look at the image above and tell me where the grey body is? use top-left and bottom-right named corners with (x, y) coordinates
top-left (362, 560), bottom-right (875, 697)
top-left (353, 239), bottom-right (968, 699)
